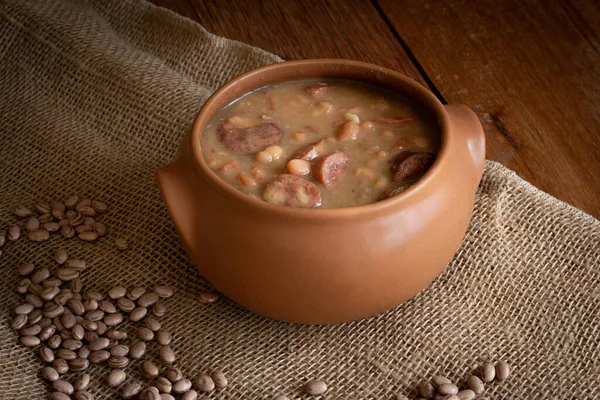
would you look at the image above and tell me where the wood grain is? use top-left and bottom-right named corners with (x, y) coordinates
top-left (150, 0), bottom-right (425, 84)
top-left (377, 0), bottom-right (600, 217)
top-left (150, 0), bottom-right (600, 217)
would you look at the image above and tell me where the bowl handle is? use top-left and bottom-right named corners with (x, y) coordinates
top-left (155, 159), bottom-right (198, 261)
top-left (444, 104), bottom-right (486, 184)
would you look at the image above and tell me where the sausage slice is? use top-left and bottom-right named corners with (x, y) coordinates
top-left (262, 174), bottom-right (322, 208)
top-left (313, 152), bottom-right (350, 187)
top-left (389, 151), bottom-right (435, 182)
top-left (218, 121), bottom-right (283, 154)
top-left (293, 139), bottom-right (328, 161)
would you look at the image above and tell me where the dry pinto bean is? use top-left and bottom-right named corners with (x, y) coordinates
top-left (121, 382), bottom-right (142, 399)
top-left (39, 318), bottom-right (52, 328)
top-left (130, 306), bottom-right (147, 321)
top-left (466, 375), bottom-right (484, 395)
top-left (166, 367), bottom-right (183, 382)
top-left (84, 331), bottom-right (98, 342)
top-left (27, 283), bottom-right (44, 295)
top-left (431, 375), bottom-right (452, 389)
top-left (156, 329), bottom-right (172, 346)
top-left (94, 321), bottom-right (107, 336)
top-left (180, 391), bottom-right (198, 400)
top-left (89, 337), bottom-right (110, 351)
top-left (106, 329), bottom-right (127, 340)
top-left (27, 308), bottom-right (43, 323)
top-left (495, 361), bottom-right (510, 381)
top-left (141, 360), bottom-right (160, 379)
top-left (66, 258), bottom-right (87, 270)
top-left (8, 225), bottom-right (21, 241)
top-left (438, 383), bottom-right (458, 395)
top-left (79, 231), bottom-right (98, 241)
top-left (419, 381), bottom-right (435, 399)
top-left (118, 297), bottom-right (136, 312)
top-left (172, 379), bottom-right (192, 394)
top-left (395, 396), bottom-right (408, 400)
top-left (85, 309), bottom-right (104, 321)
top-left (72, 324), bottom-right (85, 340)
top-left (115, 237), bottom-right (129, 250)
top-left (88, 350), bottom-right (110, 363)
top-left (138, 291), bottom-right (159, 307)
top-left (107, 370), bottom-right (127, 387)
top-left (41, 286), bottom-right (61, 301)
top-left (104, 312), bottom-right (123, 326)
top-left (457, 389), bottom-right (476, 400)
top-left (57, 268), bottom-right (79, 281)
top-left (43, 221), bottom-right (60, 232)
top-left (31, 268), bottom-right (50, 284)
top-left (80, 319), bottom-right (97, 331)
top-left (48, 334), bottom-right (62, 349)
top-left (78, 345), bottom-right (91, 359)
top-left (480, 363), bottom-right (495, 382)
top-left (52, 209), bottom-right (66, 221)
top-left (62, 339), bottom-right (83, 350)
top-left (212, 371), bottom-right (227, 389)
top-left (152, 302), bottom-right (166, 317)
top-left (15, 303), bottom-right (35, 314)
top-left (77, 206), bottom-right (96, 217)
top-left (159, 345), bottom-right (176, 364)
top-left (83, 299), bottom-right (98, 311)
top-left (28, 229), bottom-right (49, 242)
top-left (25, 294), bottom-right (44, 309)
top-left (11, 314), bottom-right (28, 330)
top-left (107, 356), bottom-right (129, 368)
top-left (74, 390), bottom-right (94, 400)
top-left (156, 377), bottom-right (172, 393)
top-left (70, 357), bottom-right (90, 372)
top-left (145, 317), bottom-right (161, 331)
top-left (52, 379), bottom-right (75, 395)
top-left (25, 217), bottom-right (40, 231)
top-left (108, 286), bottom-right (127, 299)
top-left (42, 366), bottom-right (60, 382)
top-left (194, 374), bottom-right (215, 392)
top-left (129, 341), bottom-right (146, 359)
top-left (64, 195), bottom-right (79, 209)
top-left (16, 278), bottom-right (31, 294)
top-left (53, 358), bottom-right (69, 374)
top-left (39, 346), bottom-right (55, 363)
top-left (127, 286), bottom-right (146, 300)
top-left (43, 277), bottom-right (63, 287)
top-left (140, 386), bottom-right (161, 400)
top-left (138, 327), bottom-right (154, 341)
top-left (69, 279), bottom-right (83, 293)
top-left (154, 285), bottom-right (173, 298)
top-left (304, 379), bottom-right (327, 395)
top-left (99, 300), bottom-right (117, 313)
top-left (83, 217), bottom-right (96, 226)
top-left (40, 324), bottom-right (57, 340)
top-left (21, 324), bottom-right (41, 336)
top-left (68, 299), bottom-right (85, 316)
top-left (50, 392), bottom-right (70, 400)
top-left (110, 344), bottom-right (129, 357)
top-left (76, 198), bottom-right (91, 210)
top-left (18, 262), bottom-right (35, 276)
top-left (14, 205), bottom-right (33, 217)
top-left (61, 225), bottom-right (75, 239)
top-left (55, 289), bottom-right (74, 305)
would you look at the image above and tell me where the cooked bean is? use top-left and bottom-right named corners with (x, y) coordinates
top-left (337, 120), bottom-right (359, 141)
top-left (287, 159), bottom-right (311, 176)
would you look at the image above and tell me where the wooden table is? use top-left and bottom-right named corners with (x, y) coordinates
top-left (151, 0), bottom-right (600, 218)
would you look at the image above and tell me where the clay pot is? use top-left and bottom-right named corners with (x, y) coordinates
top-left (156, 59), bottom-right (485, 324)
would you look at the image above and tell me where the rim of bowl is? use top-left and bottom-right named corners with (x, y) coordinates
top-left (190, 58), bottom-right (451, 219)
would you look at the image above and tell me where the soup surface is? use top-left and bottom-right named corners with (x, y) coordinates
top-left (201, 79), bottom-right (440, 209)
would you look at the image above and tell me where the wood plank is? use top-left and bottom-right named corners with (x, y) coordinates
top-left (150, 0), bottom-right (426, 85)
top-left (377, 0), bottom-right (600, 217)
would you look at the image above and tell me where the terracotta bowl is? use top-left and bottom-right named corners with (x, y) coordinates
top-left (156, 59), bottom-right (486, 324)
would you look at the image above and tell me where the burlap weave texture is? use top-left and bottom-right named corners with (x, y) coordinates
top-left (0, 1), bottom-right (598, 399)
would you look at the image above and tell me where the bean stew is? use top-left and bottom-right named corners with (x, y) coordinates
top-left (200, 79), bottom-right (440, 209)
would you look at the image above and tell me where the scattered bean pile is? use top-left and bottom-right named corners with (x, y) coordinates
top-left (391, 361), bottom-right (511, 400)
top-left (0, 196), bottom-right (130, 254)
top-left (7, 197), bottom-right (226, 400)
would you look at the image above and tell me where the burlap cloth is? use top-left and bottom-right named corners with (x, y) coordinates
top-left (1, 1), bottom-right (598, 399)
